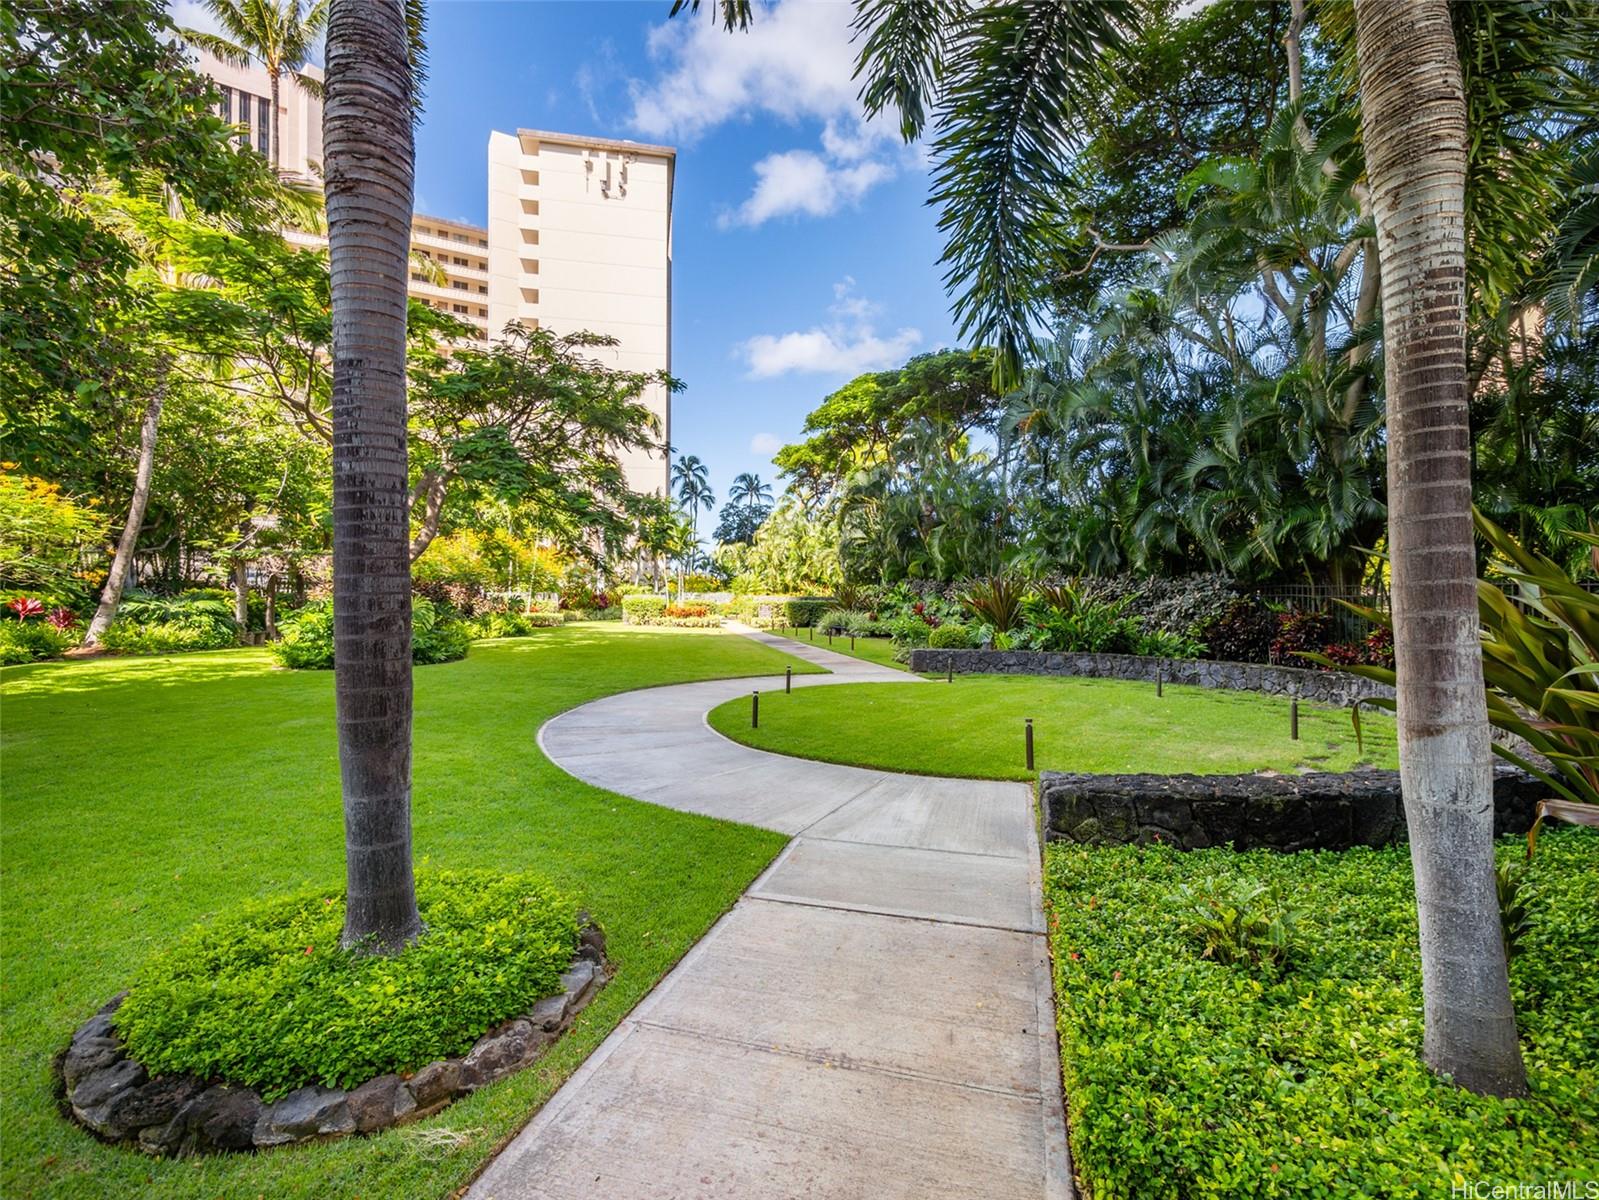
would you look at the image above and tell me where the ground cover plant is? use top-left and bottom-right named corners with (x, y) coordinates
top-left (708, 676), bottom-right (1398, 780)
top-left (1044, 831), bottom-right (1599, 1198)
top-left (0, 625), bottom-right (816, 1199)
top-left (116, 869), bottom-right (578, 1099)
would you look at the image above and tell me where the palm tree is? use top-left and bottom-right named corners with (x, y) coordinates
top-left (1352, 0), bottom-right (1524, 1097)
top-left (671, 453), bottom-right (714, 563)
top-left (183, 0), bottom-right (328, 173)
top-left (729, 471), bottom-right (773, 516)
top-left (323, 0), bottom-right (422, 953)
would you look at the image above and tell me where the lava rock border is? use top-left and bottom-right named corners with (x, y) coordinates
top-left (55, 919), bottom-right (608, 1156)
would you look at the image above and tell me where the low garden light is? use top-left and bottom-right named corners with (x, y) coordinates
top-left (1290, 699), bottom-right (1299, 741)
top-left (785, 666), bottom-right (792, 694)
top-left (751, 690), bottom-right (759, 729)
top-left (1025, 718), bottom-right (1034, 772)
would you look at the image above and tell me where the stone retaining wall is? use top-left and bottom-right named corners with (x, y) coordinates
top-left (907, 649), bottom-right (1393, 707)
top-left (1041, 765), bottom-right (1544, 852)
top-left (58, 922), bottom-right (608, 1156)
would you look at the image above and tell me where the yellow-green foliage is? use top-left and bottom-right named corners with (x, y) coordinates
top-left (116, 870), bottom-right (578, 1100)
top-left (1045, 833), bottom-right (1599, 1198)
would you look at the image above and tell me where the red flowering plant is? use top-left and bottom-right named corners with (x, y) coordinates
top-left (7, 596), bottom-right (44, 620)
top-left (46, 607), bottom-right (77, 632)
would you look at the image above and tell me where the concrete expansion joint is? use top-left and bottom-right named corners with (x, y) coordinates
top-left (627, 1018), bottom-right (1047, 1102)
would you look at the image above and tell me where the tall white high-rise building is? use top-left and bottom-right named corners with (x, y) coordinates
top-left (487, 130), bottom-right (675, 498)
top-left (188, 45), bottom-right (681, 497)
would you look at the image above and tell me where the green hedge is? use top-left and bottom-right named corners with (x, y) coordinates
top-left (271, 598), bottom-right (470, 669)
top-left (620, 595), bottom-right (723, 627)
top-left (1044, 832), bottom-right (1599, 1198)
top-left (115, 869), bottom-right (579, 1100)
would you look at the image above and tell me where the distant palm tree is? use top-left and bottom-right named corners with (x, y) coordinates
top-left (729, 471), bottom-right (773, 515)
top-left (671, 453), bottom-right (715, 558)
top-left (183, 0), bottom-right (328, 172)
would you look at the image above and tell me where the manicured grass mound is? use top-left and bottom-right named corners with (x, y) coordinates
top-left (115, 869), bottom-right (578, 1100)
top-left (708, 675), bottom-right (1398, 779)
top-left (1044, 831), bottom-right (1599, 1199)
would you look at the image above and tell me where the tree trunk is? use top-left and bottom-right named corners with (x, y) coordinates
top-left (1354, 0), bottom-right (1526, 1098)
top-left (84, 366), bottom-right (168, 647)
top-left (232, 557), bottom-right (250, 630)
top-left (269, 66), bottom-right (281, 172)
top-left (264, 573), bottom-right (280, 640)
top-left (407, 470), bottom-right (449, 563)
top-left (324, 0), bottom-right (423, 954)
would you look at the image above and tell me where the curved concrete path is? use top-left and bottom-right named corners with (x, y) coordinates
top-left (468, 627), bottom-right (1070, 1200)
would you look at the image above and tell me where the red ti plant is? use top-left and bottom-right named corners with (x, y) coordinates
top-left (7, 596), bottom-right (44, 620)
top-left (47, 607), bottom-right (77, 632)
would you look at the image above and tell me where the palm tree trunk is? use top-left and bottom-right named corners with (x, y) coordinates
top-left (84, 364), bottom-right (168, 647)
top-left (1354, 0), bottom-right (1525, 1098)
top-left (269, 66), bottom-right (282, 173)
top-left (324, 0), bottom-right (423, 954)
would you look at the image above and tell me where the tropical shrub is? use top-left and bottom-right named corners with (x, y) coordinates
top-left (927, 623), bottom-right (973, 650)
top-left (620, 595), bottom-right (666, 625)
top-left (1197, 597), bottom-right (1278, 663)
top-left (961, 575), bottom-right (1028, 632)
top-left (1176, 879), bottom-right (1301, 977)
top-left (1046, 833), bottom-right (1599, 1198)
top-left (467, 610), bottom-right (562, 639)
top-left (0, 618), bottom-right (71, 664)
top-left (271, 598), bottom-right (470, 669)
top-left (1333, 512), bottom-right (1599, 808)
top-left (783, 597), bottom-right (835, 627)
top-left (115, 869), bottom-right (580, 1100)
top-left (1077, 573), bottom-right (1241, 639)
top-left (664, 603), bottom-right (711, 618)
top-left (816, 608), bottom-right (888, 638)
top-left (887, 613), bottom-right (933, 650)
top-left (1268, 608), bottom-right (1335, 665)
top-left (407, 598), bottom-right (470, 665)
top-left (100, 591), bottom-right (239, 654)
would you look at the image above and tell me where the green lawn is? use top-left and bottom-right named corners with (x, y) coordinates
top-left (0, 626), bottom-right (816, 1200)
top-left (709, 674), bottom-right (1399, 779)
top-left (772, 627), bottom-right (907, 672)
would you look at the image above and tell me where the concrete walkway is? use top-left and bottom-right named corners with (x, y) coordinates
top-left (468, 627), bottom-right (1069, 1200)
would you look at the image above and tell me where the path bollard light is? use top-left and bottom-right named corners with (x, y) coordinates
top-left (850, 635), bottom-right (855, 649)
top-left (1290, 698), bottom-right (1300, 741)
top-left (1156, 666), bottom-right (1163, 697)
top-left (752, 690), bottom-right (759, 729)
top-left (828, 631), bottom-right (833, 644)
top-left (809, 626), bottom-right (814, 641)
top-left (947, 658), bottom-right (953, 684)
top-left (1025, 718), bottom-right (1035, 771)
top-left (785, 666), bottom-right (792, 694)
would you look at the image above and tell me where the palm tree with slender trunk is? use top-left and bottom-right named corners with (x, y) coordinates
top-left (184, 0), bottom-right (328, 174)
top-left (1353, 0), bottom-right (1524, 1097)
top-left (729, 471), bottom-right (773, 518)
top-left (323, 0), bottom-right (422, 953)
top-left (671, 453), bottom-right (714, 569)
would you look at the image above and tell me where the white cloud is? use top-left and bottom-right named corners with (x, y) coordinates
top-left (750, 432), bottom-right (784, 456)
top-left (628, 0), bottom-right (911, 228)
top-left (718, 151), bottom-right (889, 228)
top-left (738, 279), bottom-right (920, 379)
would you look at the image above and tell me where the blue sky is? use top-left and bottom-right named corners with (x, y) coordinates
top-left (412, 0), bottom-right (960, 515)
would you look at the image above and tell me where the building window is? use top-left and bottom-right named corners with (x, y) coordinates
top-left (219, 85), bottom-right (232, 124)
top-left (452, 281), bottom-right (467, 291)
top-left (257, 95), bottom-right (270, 158)
top-left (452, 304), bottom-right (469, 314)
top-left (477, 285), bottom-right (487, 294)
